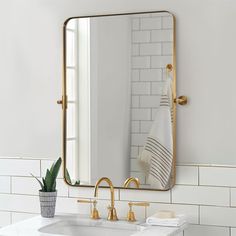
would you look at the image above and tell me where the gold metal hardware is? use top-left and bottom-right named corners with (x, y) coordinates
top-left (174, 96), bottom-right (188, 105)
top-left (123, 177), bottom-right (140, 188)
top-left (94, 177), bottom-right (118, 221)
top-left (77, 199), bottom-right (100, 220)
top-left (62, 11), bottom-right (177, 191)
top-left (166, 64), bottom-right (173, 78)
top-left (129, 202), bottom-right (150, 207)
top-left (57, 95), bottom-right (67, 109)
top-left (166, 64), bottom-right (173, 72)
top-left (127, 202), bottom-right (150, 222)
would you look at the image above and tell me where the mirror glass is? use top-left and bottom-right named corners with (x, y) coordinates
top-left (64, 11), bottom-right (176, 190)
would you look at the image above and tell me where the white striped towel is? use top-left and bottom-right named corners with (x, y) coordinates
top-left (138, 77), bottom-right (173, 190)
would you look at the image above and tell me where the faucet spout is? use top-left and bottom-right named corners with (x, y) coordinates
top-left (94, 177), bottom-right (118, 221)
top-left (123, 177), bottom-right (140, 188)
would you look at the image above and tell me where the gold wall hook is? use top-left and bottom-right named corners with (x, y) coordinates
top-left (166, 64), bottom-right (173, 72)
top-left (174, 96), bottom-right (188, 105)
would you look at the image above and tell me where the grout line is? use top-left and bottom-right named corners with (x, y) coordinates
top-left (198, 205), bottom-right (200, 224)
top-left (198, 166), bottom-right (200, 186)
top-left (10, 176), bottom-right (12, 194)
top-left (138, 69), bottom-right (141, 82)
top-left (0, 210), bottom-right (39, 215)
top-left (177, 163), bottom-right (236, 168)
top-left (0, 174), bottom-right (41, 178)
top-left (161, 16), bottom-right (163, 30)
top-left (10, 212), bottom-right (12, 225)
top-left (199, 184), bottom-right (236, 188)
top-left (0, 157), bottom-right (53, 161)
top-left (138, 17), bottom-right (141, 30)
top-left (138, 42), bottom-right (140, 56)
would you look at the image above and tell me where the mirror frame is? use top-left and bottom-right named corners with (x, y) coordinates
top-left (61, 10), bottom-right (176, 191)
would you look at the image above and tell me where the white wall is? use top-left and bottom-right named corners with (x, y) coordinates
top-left (0, 0), bottom-right (62, 158)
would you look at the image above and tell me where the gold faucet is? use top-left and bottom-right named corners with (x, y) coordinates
top-left (123, 177), bottom-right (140, 188)
top-left (94, 177), bottom-right (118, 221)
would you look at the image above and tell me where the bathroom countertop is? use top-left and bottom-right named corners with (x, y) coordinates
top-left (0, 214), bottom-right (187, 236)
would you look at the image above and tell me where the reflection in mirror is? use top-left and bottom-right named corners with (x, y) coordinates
top-left (63, 12), bottom-right (176, 190)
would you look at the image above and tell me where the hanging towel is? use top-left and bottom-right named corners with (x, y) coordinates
top-left (139, 77), bottom-right (173, 190)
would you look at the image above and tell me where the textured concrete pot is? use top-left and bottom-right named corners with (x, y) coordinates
top-left (39, 191), bottom-right (57, 218)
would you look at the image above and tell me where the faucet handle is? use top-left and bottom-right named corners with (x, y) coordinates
top-left (127, 202), bottom-right (150, 222)
top-left (77, 199), bottom-right (100, 220)
top-left (107, 205), bottom-right (118, 221)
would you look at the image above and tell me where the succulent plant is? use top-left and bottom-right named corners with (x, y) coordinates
top-left (31, 157), bottom-right (62, 192)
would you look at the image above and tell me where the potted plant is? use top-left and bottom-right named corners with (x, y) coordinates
top-left (31, 157), bottom-right (62, 218)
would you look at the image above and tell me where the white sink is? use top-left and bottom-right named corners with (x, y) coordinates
top-left (0, 214), bottom-right (187, 236)
top-left (39, 218), bottom-right (145, 236)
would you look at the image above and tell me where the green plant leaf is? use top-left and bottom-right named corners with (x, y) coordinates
top-left (31, 157), bottom-right (62, 192)
top-left (50, 157), bottom-right (62, 182)
top-left (42, 177), bottom-right (46, 191)
top-left (50, 163), bottom-right (55, 173)
top-left (45, 169), bottom-right (54, 192)
top-left (30, 173), bottom-right (44, 191)
top-left (52, 181), bottom-right (56, 192)
top-left (65, 168), bottom-right (72, 184)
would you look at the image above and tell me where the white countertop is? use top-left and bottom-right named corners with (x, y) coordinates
top-left (0, 214), bottom-right (187, 236)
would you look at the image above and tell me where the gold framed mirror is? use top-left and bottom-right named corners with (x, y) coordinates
top-left (59, 10), bottom-right (179, 191)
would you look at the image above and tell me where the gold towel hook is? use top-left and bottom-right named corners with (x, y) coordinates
top-left (165, 64), bottom-right (188, 105)
top-left (166, 64), bottom-right (173, 78)
top-left (166, 64), bottom-right (173, 72)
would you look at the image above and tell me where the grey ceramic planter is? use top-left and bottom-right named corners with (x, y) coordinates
top-left (39, 191), bottom-right (57, 218)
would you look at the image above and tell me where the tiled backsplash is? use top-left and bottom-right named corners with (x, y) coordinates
top-left (130, 13), bottom-right (173, 186)
top-left (0, 157), bottom-right (236, 235)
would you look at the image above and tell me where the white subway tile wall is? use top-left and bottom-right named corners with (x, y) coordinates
top-left (232, 228), bottom-right (236, 236)
top-left (0, 159), bottom-right (40, 177)
top-left (199, 166), bottom-right (236, 187)
top-left (0, 212), bottom-right (11, 227)
top-left (0, 177), bottom-right (11, 193)
top-left (172, 185), bottom-right (230, 206)
top-left (175, 166), bottom-right (198, 185)
top-left (0, 157), bottom-right (236, 236)
top-left (184, 225), bottom-right (230, 236)
top-left (130, 14), bottom-right (173, 186)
